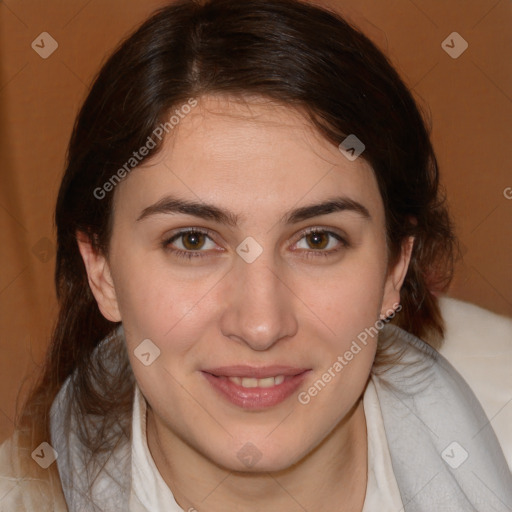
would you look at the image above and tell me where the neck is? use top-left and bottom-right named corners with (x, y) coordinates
top-left (147, 398), bottom-right (368, 512)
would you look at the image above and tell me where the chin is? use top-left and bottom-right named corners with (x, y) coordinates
top-left (210, 436), bottom-right (308, 474)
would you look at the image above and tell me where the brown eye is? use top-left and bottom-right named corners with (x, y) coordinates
top-left (162, 229), bottom-right (217, 258)
top-left (182, 231), bottom-right (206, 250)
top-left (293, 229), bottom-right (348, 258)
top-left (305, 231), bottom-right (329, 250)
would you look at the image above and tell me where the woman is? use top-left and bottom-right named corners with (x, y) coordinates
top-left (1, 0), bottom-right (511, 510)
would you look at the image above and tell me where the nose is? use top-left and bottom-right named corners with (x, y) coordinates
top-left (219, 253), bottom-right (298, 351)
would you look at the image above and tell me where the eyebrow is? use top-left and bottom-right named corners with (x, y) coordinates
top-left (136, 195), bottom-right (371, 225)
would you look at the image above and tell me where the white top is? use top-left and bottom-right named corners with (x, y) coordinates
top-left (361, 377), bottom-right (404, 510)
top-left (129, 377), bottom-right (404, 511)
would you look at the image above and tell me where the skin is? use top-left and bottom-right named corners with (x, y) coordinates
top-left (78, 94), bottom-right (412, 511)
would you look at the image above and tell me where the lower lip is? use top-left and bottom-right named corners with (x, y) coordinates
top-left (202, 371), bottom-right (310, 410)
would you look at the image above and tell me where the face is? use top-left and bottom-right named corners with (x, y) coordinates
top-left (79, 94), bottom-right (410, 473)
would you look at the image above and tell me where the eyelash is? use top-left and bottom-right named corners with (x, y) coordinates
top-left (162, 227), bottom-right (349, 261)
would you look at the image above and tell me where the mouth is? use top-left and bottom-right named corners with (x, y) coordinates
top-left (201, 365), bottom-right (311, 410)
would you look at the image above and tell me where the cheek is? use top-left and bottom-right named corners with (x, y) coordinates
top-left (110, 250), bottom-right (213, 346)
top-left (293, 244), bottom-right (387, 393)
top-left (297, 249), bottom-right (387, 337)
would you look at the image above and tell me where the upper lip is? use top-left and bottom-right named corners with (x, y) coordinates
top-left (203, 365), bottom-right (310, 378)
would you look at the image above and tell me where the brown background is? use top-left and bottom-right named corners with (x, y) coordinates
top-left (0, 0), bottom-right (511, 443)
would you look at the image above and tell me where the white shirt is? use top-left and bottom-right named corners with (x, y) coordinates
top-left (361, 377), bottom-right (404, 511)
top-left (129, 377), bottom-right (403, 511)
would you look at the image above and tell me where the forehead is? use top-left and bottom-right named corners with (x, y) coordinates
top-left (113, 94), bottom-right (383, 223)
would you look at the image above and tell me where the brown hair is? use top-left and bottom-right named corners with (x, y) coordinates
top-left (17, 0), bottom-right (457, 492)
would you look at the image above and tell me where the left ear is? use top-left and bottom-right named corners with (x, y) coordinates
top-left (381, 236), bottom-right (414, 318)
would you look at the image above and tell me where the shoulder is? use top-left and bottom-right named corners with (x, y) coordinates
top-left (439, 296), bottom-right (512, 350)
top-left (372, 321), bottom-right (512, 507)
top-left (438, 296), bottom-right (512, 469)
top-left (0, 433), bottom-right (67, 512)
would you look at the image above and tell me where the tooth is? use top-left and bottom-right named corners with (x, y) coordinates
top-left (258, 377), bottom-right (276, 388)
top-left (274, 375), bottom-right (285, 385)
top-left (226, 375), bottom-right (287, 388)
top-left (241, 377), bottom-right (258, 388)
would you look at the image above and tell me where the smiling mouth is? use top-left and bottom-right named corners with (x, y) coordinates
top-left (201, 367), bottom-right (311, 409)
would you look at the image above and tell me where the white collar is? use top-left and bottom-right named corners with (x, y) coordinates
top-left (130, 384), bottom-right (182, 511)
top-left (362, 377), bottom-right (403, 511)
